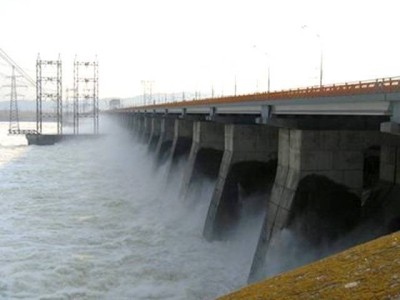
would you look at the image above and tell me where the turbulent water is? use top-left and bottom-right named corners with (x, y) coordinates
top-left (0, 119), bottom-right (264, 300)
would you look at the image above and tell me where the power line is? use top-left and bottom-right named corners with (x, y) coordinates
top-left (0, 48), bottom-right (35, 86)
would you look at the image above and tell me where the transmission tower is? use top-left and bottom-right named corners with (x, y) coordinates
top-left (73, 57), bottom-right (99, 134)
top-left (0, 48), bottom-right (36, 135)
top-left (141, 80), bottom-right (155, 106)
top-left (64, 87), bottom-right (74, 125)
top-left (6, 66), bottom-right (26, 134)
top-left (36, 54), bottom-right (62, 134)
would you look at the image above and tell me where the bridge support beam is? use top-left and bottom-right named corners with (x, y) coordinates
top-left (181, 121), bottom-right (225, 197)
top-left (203, 124), bottom-right (278, 241)
top-left (249, 128), bottom-right (380, 282)
top-left (170, 119), bottom-right (194, 165)
top-left (148, 117), bottom-right (162, 151)
top-left (155, 118), bottom-right (176, 161)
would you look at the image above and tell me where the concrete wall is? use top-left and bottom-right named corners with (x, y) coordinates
top-left (170, 119), bottom-right (194, 164)
top-left (112, 112), bottom-right (397, 285)
top-left (249, 129), bottom-right (380, 282)
top-left (155, 118), bottom-right (175, 160)
top-left (203, 124), bottom-right (278, 240)
top-left (140, 115), bottom-right (152, 143)
top-left (380, 134), bottom-right (400, 184)
top-left (180, 121), bottom-right (225, 197)
top-left (148, 117), bottom-right (162, 151)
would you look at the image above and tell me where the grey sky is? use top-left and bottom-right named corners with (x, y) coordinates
top-left (1, 0), bottom-right (399, 99)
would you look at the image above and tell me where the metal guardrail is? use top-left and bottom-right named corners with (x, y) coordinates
top-left (117, 77), bottom-right (400, 112)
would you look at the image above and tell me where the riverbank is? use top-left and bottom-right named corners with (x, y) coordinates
top-left (218, 231), bottom-right (400, 299)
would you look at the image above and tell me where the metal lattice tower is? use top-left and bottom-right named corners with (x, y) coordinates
top-left (0, 48), bottom-right (36, 135)
top-left (64, 87), bottom-right (74, 125)
top-left (36, 54), bottom-right (63, 134)
top-left (73, 57), bottom-right (99, 134)
top-left (8, 66), bottom-right (21, 134)
top-left (141, 80), bottom-right (155, 106)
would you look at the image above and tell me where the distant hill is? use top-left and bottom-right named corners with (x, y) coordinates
top-left (0, 100), bottom-right (43, 111)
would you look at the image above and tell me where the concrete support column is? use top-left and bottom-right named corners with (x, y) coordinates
top-left (170, 119), bottom-right (194, 164)
top-left (181, 121), bottom-right (225, 197)
top-left (249, 129), bottom-right (380, 282)
top-left (131, 113), bottom-right (138, 133)
top-left (126, 113), bottom-right (135, 132)
top-left (203, 124), bottom-right (278, 241)
top-left (127, 113), bottom-right (133, 131)
top-left (380, 135), bottom-right (400, 184)
top-left (148, 117), bottom-right (162, 151)
top-left (119, 112), bottom-right (128, 129)
top-left (140, 116), bottom-right (152, 143)
top-left (155, 118), bottom-right (175, 160)
top-left (134, 114), bottom-right (143, 137)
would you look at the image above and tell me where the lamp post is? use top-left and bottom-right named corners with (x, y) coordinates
top-left (253, 45), bottom-right (271, 93)
top-left (301, 25), bottom-right (323, 87)
top-left (267, 58), bottom-right (270, 92)
top-left (317, 33), bottom-right (323, 87)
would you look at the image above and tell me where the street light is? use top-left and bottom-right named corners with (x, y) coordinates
top-left (301, 25), bottom-right (323, 87)
top-left (267, 56), bottom-right (271, 92)
top-left (253, 45), bottom-right (271, 92)
top-left (318, 34), bottom-right (323, 87)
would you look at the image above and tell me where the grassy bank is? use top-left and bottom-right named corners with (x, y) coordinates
top-left (218, 231), bottom-right (400, 299)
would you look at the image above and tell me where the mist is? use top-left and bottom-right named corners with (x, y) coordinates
top-left (82, 116), bottom-right (267, 299)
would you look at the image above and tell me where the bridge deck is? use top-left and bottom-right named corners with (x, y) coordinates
top-left (120, 77), bottom-right (400, 110)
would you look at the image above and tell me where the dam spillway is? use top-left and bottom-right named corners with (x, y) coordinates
top-left (111, 106), bottom-right (400, 284)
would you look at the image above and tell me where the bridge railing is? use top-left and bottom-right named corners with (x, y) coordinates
top-left (119, 76), bottom-right (400, 111)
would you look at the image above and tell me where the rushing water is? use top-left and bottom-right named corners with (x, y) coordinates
top-left (0, 119), bottom-right (263, 299)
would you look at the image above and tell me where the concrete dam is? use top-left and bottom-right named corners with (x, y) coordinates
top-left (110, 77), bottom-right (400, 283)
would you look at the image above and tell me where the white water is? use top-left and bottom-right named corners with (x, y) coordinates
top-left (0, 119), bottom-right (263, 299)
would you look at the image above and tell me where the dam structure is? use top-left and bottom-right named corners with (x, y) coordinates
top-left (110, 77), bottom-right (400, 282)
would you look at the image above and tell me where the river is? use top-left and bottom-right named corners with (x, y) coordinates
top-left (0, 119), bottom-right (263, 299)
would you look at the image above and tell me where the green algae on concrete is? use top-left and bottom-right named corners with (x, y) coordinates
top-left (218, 232), bottom-right (400, 300)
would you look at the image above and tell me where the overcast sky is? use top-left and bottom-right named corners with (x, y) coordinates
top-left (1, 0), bottom-right (400, 101)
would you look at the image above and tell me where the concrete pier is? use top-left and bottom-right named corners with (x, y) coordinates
top-left (133, 114), bottom-right (143, 135)
top-left (155, 118), bottom-right (175, 161)
top-left (249, 129), bottom-right (380, 282)
top-left (170, 119), bottom-right (194, 165)
top-left (148, 117), bottom-right (162, 151)
top-left (141, 115), bottom-right (152, 142)
top-left (181, 121), bottom-right (225, 197)
top-left (380, 134), bottom-right (400, 184)
top-left (110, 78), bottom-right (400, 291)
top-left (203, 124), bottom-right (278, 240)
top-left (127, 113), bottom-right (135, 132)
